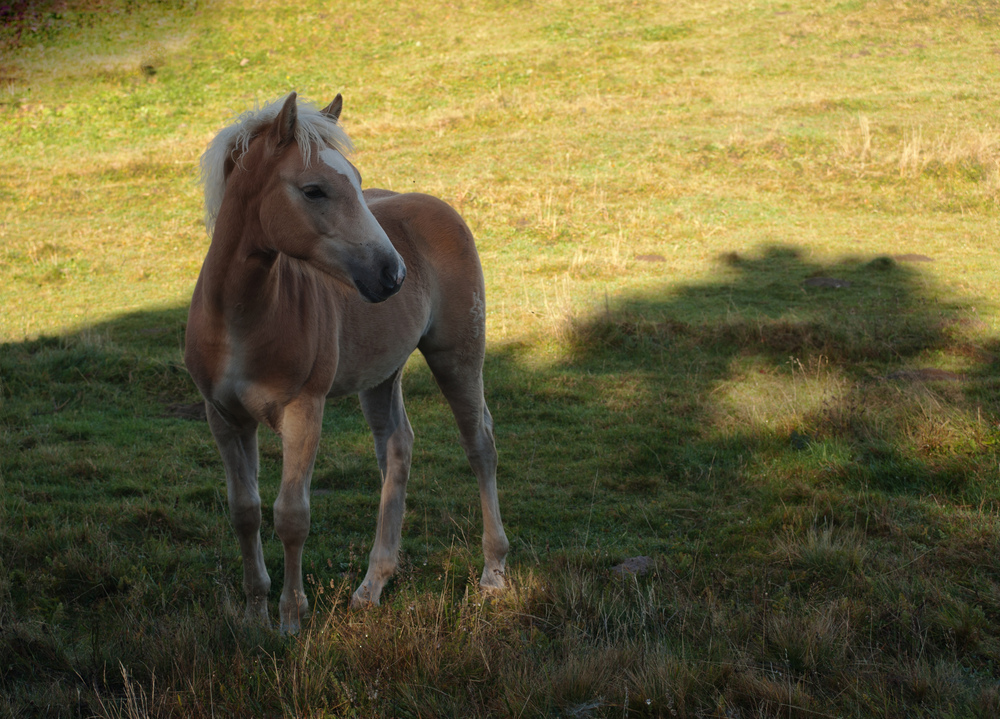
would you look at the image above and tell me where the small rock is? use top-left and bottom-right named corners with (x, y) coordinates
top-left (240, 58), bottom-right (250, 67)
top-left (611, 556), bottom-right (654, 577)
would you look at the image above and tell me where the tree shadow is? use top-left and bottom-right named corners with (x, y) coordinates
top-left (466, 244), bottom-right (1000, 559)
top-left (563, 244), bottom-right (994, 489)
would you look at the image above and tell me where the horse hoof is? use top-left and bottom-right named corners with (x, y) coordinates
top-left (278, 591), bottom-right (309, 635)
top-left (245, 597), bottom-right (271, 626)
top-left (349, 592), bottom-right (378, 610)
top-left (479, 567), bottom-right (506, 592)
top-left (350, 583), bottom-right (381, 609)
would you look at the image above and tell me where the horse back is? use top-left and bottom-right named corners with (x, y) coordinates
top-left (366, 191), bottom-right (484, 292)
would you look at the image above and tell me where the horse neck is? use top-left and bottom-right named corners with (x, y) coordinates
top-left (199, 198), bottom-right (280, 323)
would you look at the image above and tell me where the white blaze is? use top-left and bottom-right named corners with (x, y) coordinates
top-left (319, 148), bottom-right (366, 205)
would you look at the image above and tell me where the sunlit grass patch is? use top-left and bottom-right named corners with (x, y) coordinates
top-left (713, 354), bottom-right (849, 438)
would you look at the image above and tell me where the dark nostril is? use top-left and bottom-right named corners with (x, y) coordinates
top-left (380, 261), bottom-right (405, 289)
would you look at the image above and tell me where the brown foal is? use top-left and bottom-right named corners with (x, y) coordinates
top-left (184, 93), bottom-right (508, 633)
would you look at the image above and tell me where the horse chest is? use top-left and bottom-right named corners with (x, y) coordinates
top-left (198, 325), bottom-right (320, 433)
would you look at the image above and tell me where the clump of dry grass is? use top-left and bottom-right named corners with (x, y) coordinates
top-left (831, 114), bottom-right (1000, 205)
top-left (94, 664), bottom-right (158, 719)
top-left (898, 127), bottom-right (1000, 183)
top-left (777, 522), bottom-right (867, 587)
top-left (839, 113), bottom-right (873, 170)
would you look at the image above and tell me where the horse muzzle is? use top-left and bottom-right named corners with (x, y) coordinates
top-left (353, 256), bottom-right (406, 303)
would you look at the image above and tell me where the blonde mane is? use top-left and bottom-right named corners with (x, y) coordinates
top-left (200, 93), bottom-right (354, 233)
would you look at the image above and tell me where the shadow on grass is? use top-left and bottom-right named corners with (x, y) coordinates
top-left (475, 245), bottom-right (1000, 551)
top-left (3, 243), bottom-right (1000, 716)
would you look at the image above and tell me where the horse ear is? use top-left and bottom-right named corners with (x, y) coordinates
top-left (321, 94), bottom-right (343, 122)
top-left (269, 92), bottom-right (298, 149)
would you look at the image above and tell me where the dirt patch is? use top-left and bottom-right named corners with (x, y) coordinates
top-left (887, 368), bottom-right (965, 382)
top-left (611, 555), bottom-right (654, 577)
top-left (162, 402), bottom-right (206, 421)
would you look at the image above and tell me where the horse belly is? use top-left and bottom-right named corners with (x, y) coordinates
top-left (327, 340), bottom-right (418, 397)
top-left (326, 301), bottom-right (426, 397)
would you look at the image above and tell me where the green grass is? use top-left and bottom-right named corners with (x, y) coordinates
top-left (3, 0), bottom-right (1000, 716)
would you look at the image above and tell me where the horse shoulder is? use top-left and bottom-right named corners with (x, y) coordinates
top-left (366, 193), bottom-right (487, 357)
top-left (184, 278), bottom-right (228, 397)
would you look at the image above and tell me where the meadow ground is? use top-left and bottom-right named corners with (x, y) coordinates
top-left (2, 0), bottom-right (1000, 716)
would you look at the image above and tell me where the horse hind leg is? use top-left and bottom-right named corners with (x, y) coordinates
top-left (352, 367), bottom-right (414, 608)
top-left (422, 349), bottom-right (509, 592)
top-left (207, 404), bottom-right (271, 624)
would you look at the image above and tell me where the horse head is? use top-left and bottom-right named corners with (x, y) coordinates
top-left (214, 92), bottom-right (406, 302)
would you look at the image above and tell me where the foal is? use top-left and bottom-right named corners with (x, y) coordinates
top-left (185, 93), bottom-right (508, 633)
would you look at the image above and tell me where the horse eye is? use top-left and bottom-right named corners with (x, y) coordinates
top-left (302, 185), bottom-right (326, 200)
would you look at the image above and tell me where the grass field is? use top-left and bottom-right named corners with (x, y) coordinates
top-left (2, 0), bottom-right (1000, 716)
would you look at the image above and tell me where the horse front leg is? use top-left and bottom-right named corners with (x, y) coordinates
top-left (352, 368), bottom-right (414, 608)
top-left (206, 404), bottom-right (271, 624)
top-left (273, 395), bottom-right (325, 634)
